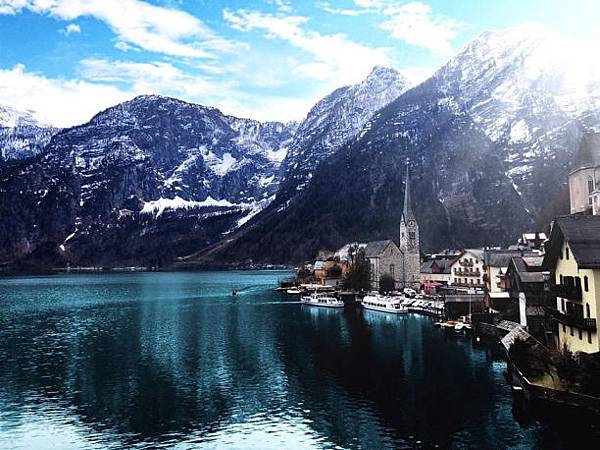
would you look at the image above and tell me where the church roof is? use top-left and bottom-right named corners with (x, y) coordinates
top-left (570, 132), bottom-right (600, 174)
top-left (364, 240), bottom-right (396, 258)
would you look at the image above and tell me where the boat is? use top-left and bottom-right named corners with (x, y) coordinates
top-left (362, 294), bottom-right (408, 314)
top-left (300, 292), bottom-right (344, 308)
top-left (286, 288), bottom-right (302, 295)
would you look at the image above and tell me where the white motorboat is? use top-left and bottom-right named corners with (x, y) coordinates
top-left (362, 294), bottom-right (408, 314)
top-left (301, 292), bottom-right (344, 308)
top-left (286, 288), bottom-right (302, 295)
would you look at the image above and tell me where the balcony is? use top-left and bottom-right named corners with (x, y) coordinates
top-left (452, 282), bottom-right (485, 289)
top-left (454, 269), bottom-right (481, 277)
top-left (547, 308), bottom-right (597, 331)
top-left (549, 282), bottom-right (582, 302)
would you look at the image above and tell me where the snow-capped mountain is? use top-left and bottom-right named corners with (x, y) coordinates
top-left (213, 25), bottom-right (600, 263)
top-left (0, 95), bottom-right (294, 267)
top-left (435, 23), bottom-right (600, 215)
top-left (3, 24), bottom-right (600, 269)
top-left (0, 105), bottom-right (57, 162)
top-left (278, 66), bottom-right (410, 199)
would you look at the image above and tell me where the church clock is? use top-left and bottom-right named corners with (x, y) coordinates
top-left (408, 219), bottom-right (416, 228)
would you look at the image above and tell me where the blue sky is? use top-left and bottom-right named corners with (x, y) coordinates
top-left (0, 0), bottom-right (599, 127)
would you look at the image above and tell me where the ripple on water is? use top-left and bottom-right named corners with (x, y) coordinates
top-left (0, 271), bottom-right (590, 449)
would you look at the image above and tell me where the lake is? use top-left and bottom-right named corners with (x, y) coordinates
top-left (0, 271), bottom-right (587, 449)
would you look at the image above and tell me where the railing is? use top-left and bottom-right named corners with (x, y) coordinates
top-left (452, 282), bottom-right (485, 288)
top-left (546, 308), bottom-right (597, 331)
top-left (454, 270), bottom-right (481, 277)
top-left (549, 282), bottom-right (582, 301)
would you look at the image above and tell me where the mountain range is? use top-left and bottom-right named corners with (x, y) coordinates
top-left (1, 24), bottom-right (598, 271)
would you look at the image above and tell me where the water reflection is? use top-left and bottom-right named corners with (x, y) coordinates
top-left (0, 272), bottom-right (588, 449)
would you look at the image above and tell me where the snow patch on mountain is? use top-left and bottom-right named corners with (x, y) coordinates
top-left (141, 196), bottom-right (238, 217)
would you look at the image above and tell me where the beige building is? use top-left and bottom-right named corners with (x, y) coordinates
top-left (450, 249), bottom-right (485, 291)
top-left (543, 215), bottom-right (599, 353)
top-left (569, 133), bottom-right (600, 215)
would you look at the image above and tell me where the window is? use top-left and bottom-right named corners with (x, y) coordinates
top-left (560, 250), bottom-right (563, 260)
top-left (477, 279), bottom-right (481, 285)
top-left (566, 247), bottom-right (570, 260)
top-left (579, 328), bottom-right (583, 340)
top-left (584, 276), bottom-right (589, 292)
top-left (560, 274), bottom-right (564, 284)
top-left (576, 277), bottom-right (581, 290)
top-left (390, 264), bottom-right (395, 278)
top-left (409, 231), bottom-right (415, 240)
top-left (586, 303), bottom-right (591, 318)
top-left (563, 324), bottom-right (566, 333)
top-left (589, 177), bottom-right (594, 194)
top-left (570, 326), bottom-right (574, 336)
top-left (561, 298), bottom-right (565, 311)
top-left (589, 331), bottom-right (593, 344)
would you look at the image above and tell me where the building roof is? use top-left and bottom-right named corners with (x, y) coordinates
top-left (453, 249), bottom-right (484, 263)
top-left (510, 256), bottom-right (547, 283)
top-left (364, 240), bottom-right (395, 258)
top-left (484, 249), bottom-right (528, 268)
top-left (420, 256), bottom-right (456, 274)
top-left (543, 215), bottom-right (600, 270)
top-left (570, 132), bottom-right (600, 174)
top-left (522, 232), bottom-right (547, 241)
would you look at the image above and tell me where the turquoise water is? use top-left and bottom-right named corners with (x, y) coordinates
top-left (0, 271), bottom-right (581, 449)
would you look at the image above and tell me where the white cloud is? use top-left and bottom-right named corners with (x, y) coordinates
top-left (61, 23), bottom-right (80, 35)
top-left (79, 58), bottom-right (312, 122)
top-left (0, 64), bottom-right (133, 127)
top-left (223, 9), bottom-right (390, 85)
top-left (339, 1), bottom-right (462, 56)
top-left (318, 2), bottom-right (369, 16)
top-left (0, 0), bottom-right (227, 57)
top-left (378, 2), bottom-right (462, 56)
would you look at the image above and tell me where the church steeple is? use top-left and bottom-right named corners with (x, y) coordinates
top-left (399, 157), bottom-right (420, 289)
top-left (402, 159), bottom-right (415, 224)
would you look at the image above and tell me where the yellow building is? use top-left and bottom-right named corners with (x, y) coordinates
top-left (543, 215), bottom-right (600, 353)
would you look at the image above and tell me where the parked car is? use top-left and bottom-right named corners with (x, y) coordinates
top-left (403, 288), bottom-right (417, 298)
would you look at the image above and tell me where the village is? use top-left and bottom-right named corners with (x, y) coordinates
top-left (281, 134), bottom-right (600, 419)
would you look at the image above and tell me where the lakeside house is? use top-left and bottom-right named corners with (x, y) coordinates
top-left (542, 215), bottom-right (600, 353)
top-left (449, 249), bottom-right (485, 291)
top-left (420, 252), bottom-right (459, 293)
top-left (504, 255), bottom-right (552, 344)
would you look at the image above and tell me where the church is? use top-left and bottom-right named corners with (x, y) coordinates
top-left (361, 161), bottom-right (421, 290)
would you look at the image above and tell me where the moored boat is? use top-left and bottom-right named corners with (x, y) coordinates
top-left (301, 292), bottom-right (344, 308)
top-left (362, 294), bottom-right (408, 314)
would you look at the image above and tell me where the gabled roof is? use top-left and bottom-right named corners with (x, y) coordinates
top-left (420, 256), bottom-right (456, 273)
top-left (484, 249), bottom-right (527, 268)
top-left (509, 256), bottom-right (547, 284)
top-left (543, 215), bottom-right (600, 270)
top-left (364, 240), bottom-right (396, 258)
top-left (453, 249), bottom-right (484, 263)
